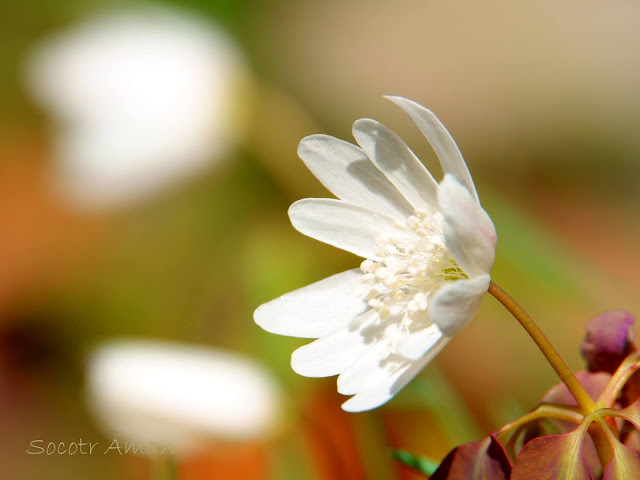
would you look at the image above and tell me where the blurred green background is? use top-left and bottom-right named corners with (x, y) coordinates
top-left (2, 0), bottom-right (640, 479)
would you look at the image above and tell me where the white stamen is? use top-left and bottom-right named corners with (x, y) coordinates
top-left (358, 210), bottom-right (468, 351)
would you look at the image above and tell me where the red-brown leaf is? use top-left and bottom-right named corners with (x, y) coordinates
top-left (430, 435), bottom-right (511, 480)
top-left (603, 436), bottom-right (640, 479)
top-left (511, 424), bottom-right (593, 480)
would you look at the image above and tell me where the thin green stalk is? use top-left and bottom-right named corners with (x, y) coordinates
top-left (488, 282), bottom-right (597, 415)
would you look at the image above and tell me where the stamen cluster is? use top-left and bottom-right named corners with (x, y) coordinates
top-left (359, 210), bottom-right (467, 332)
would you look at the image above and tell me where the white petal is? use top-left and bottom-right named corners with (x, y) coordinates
top-left (429, 274), bottom-right (491, 336)
top-left (337, 339), bottom-right (396, 395)
top-left (254, 269), bottom-right (366, 338)
top-left (352, 119), bottom-right (438, 211)
top-left (340, 371), bottom-right (403, 412)
top-left (396, 324), bottom-right (448, 361)
top-left (385, 96), bottom-right (478, 202)
top-left (289, 198), bottom-right (412, 260)
top-left (340, 352), bottom-right (435, 412)
top-left (290, 310), bottom-right (376, 377)
top-left (438, 175), bottom-right (497, 277)
top-left (297, 135), bottom-right (413, 221)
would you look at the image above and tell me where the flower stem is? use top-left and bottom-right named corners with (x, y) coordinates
top-left (488, 282), bottom-right (597, 415)
top-left (590, 415), bottom-right (615, 467)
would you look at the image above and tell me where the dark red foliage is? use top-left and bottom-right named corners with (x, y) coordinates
top-left (430, 435), bottom-right (511, 480)
top-left (511, 427), bottom-right (593, 480)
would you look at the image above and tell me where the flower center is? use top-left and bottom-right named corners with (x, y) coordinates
top-left (358, 209), bottom-right (467, 337)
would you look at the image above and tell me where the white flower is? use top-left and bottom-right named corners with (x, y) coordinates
top-left (26, 6), bottom-right (248, 209)
top-left (87, 340), bottom-right (281, 456)
top-left (254, 97), bottom-right (497, 412)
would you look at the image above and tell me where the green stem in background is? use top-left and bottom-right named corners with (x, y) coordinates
top-left (488, 282), bottom-right (597, 415)
top-left (153, 454), bottom-right (178, 480)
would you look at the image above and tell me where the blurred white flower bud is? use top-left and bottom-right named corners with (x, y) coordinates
top-left (86, 340), bottom-right (281, 456)
top-left (26, 6), bottom-right (249, 209)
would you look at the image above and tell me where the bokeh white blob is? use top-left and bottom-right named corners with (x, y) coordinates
top-left (26, 6), bottom-right (248, 209)
top-left (87, 340), bottom-right (281, 456)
